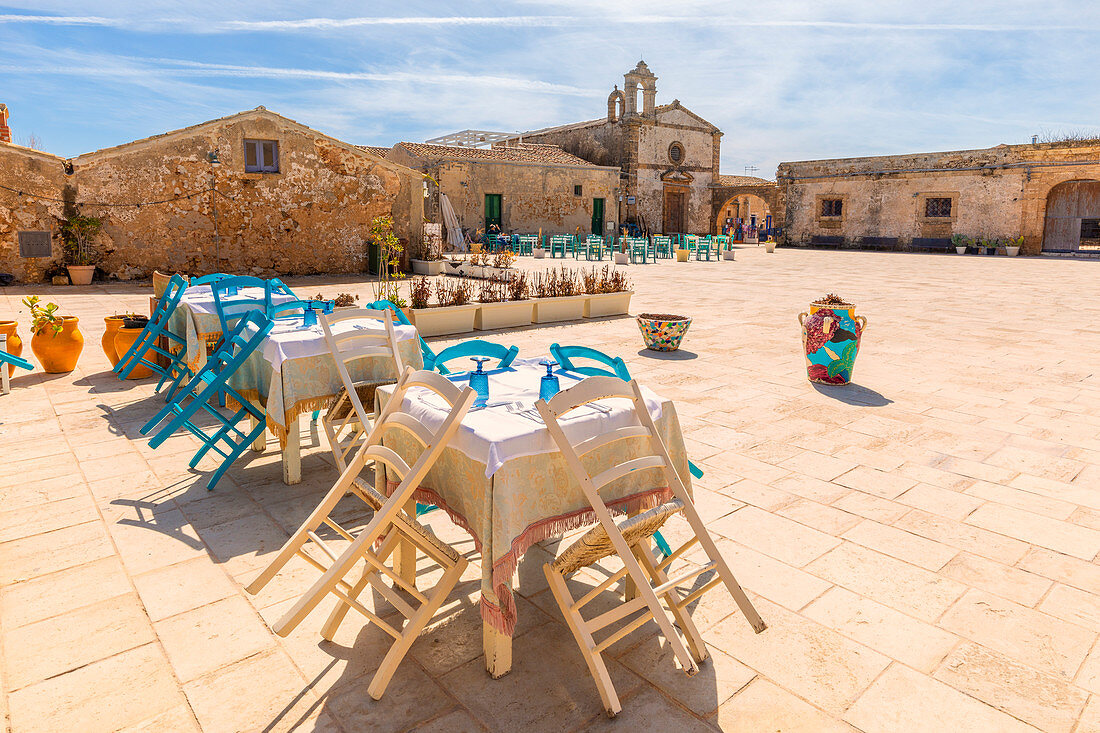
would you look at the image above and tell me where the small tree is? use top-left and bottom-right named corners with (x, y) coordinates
top-left (58, 214), bottom-right (104, 266)
top-left (370, 215), bottom-right (406, 306)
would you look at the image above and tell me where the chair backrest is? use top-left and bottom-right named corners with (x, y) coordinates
top-left (191, 273), bottom-right (231, 286)
top-left (151, 273), bottom-right (189, 327)
top-left (549, 343), bottom-right (630, 381)
top-left (652, 235), bottom-right (671, 247)
top-left (586, 235), bottom-right (604, 246)
top-left (424, 339), bottom-right (519, 375)
top-left (320, 307), bottom-right (405, 432)
top-left (211, 276), bottom-right (268, 335)
top-left (267, 278), bottom-right (296, 296)
top-left (536, 376), bottom-right (682, 506)
top-left (267, 298), bottom-right (311, 320)
top-left (518, 235), bottom-right (538, 245)
top-left (206, 309), bottom-right (274, 378)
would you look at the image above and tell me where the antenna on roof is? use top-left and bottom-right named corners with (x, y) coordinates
top-left (744, 165), bottom-right (759, 175)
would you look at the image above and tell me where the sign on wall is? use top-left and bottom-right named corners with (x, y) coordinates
top-left (626, 196), bottom-right (636, 205)
top-left (18, 231), bottom-right (52, 258)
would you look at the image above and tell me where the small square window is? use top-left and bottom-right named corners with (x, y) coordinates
top-left (820, 199), bottom-right (843, 217)
top-left (244, 139), bottom-right (279, 173)
top-left (925, 197), bottom-right (952, 218)
top-left (574, 185), bottom-right (582, 196)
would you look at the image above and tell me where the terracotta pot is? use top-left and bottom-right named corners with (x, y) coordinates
top-left (67, 265), bottom-right (95, 286)
top-left (799, 302), bottom-right (867, 386)
top-left (30, 317), bottom-right (84, 373)
top-left (102, 316), bottom-right (126, 366)
top-left (0, 320), bottom-right (23, 377)
top-left (113, 327), bottom-right (153, 379)
top-left (637, 313), bottom-right (691, 351)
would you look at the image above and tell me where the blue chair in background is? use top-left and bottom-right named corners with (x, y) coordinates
top-left (365, 299), bottom-right (437, 367)
top-left (0, 337), bottom-right (33, 395)
top-left (425, 339), bottom-right (519, 375)
top-left (550, 343), bottom-right (630, 381)
top-left (652, 235), bottom-right (672, 259)
top-left (190, 273), bottom-right (232, 287)
top-left (114, 273), bottom-right (192, 400)
top-left (140, 311), bottom-right (274, 490)
top-left (549, 234), bottom-right (572, 258)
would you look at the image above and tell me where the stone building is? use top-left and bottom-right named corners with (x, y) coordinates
top-left (777, 141), bottom-right (1100, 255)
top-left (504, 61), bottom-right (722, 235)
top-left (0, 107), bottom-right (423, 282)
top-left (383, 141), bottom-right (619, 243)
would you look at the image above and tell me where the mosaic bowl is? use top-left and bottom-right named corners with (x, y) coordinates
top-left (637, 313), bottom-right (692, 352)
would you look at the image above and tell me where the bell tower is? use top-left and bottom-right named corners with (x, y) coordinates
top-left (623, 61), bottom-right (657, 118)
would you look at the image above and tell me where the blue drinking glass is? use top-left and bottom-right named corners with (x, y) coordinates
top-left (539, 360), bottom-right (560, 401)
top-left (469, 357), bottom-right (490, 406)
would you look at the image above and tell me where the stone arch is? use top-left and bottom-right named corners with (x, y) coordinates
top-left (716, 193), bottom-right (771, 233)
top-left (1041, 179), bottom-right (1100, 252)
top-left (607, 88), bottom-right (625, 123)
top-left (710, 184), bottom-right (784, 236)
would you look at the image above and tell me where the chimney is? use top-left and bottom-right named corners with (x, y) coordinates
top-left (0, 104), bottom-right (10, 144)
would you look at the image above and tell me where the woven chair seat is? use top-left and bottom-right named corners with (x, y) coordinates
top-left (552, 499), bottom-right (684, 576)
top-left (351, 478), bottom-right (459, 563)
top-left (326, 379), bottom-right (395, 421)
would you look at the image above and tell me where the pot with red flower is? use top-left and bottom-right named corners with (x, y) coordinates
top-left (798, 294), bottom-right (866, 385)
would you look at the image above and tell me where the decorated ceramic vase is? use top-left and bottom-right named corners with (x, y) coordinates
top-left (637, 313), bottom-right (692, 352)
top-left (798, 301), bottom-right (867, 385)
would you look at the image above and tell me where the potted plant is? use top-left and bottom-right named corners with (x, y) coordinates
top-left (410, 225), bottom-right (444, 276)
top-left (764, 240), bottom-right (777, 253)
top-left (613, 230), bottom-right (630, 265)
top-left (59, 213), bottom-right (106, 285)
top-left (582, 266), bottom-right (633, 318)
top-left (532, 231), bottom-right (547, 259)
top-left (0, 318), bottom-right (24, 378)
top-left (474, 273), bottom-right (533, 331)
top-left (532, 267), bottom-right (587, 323)
top-left (484, 250), bottom-right (517, 280)
top-left (951, 234), bottom-right (968, 255)
top-left (798, 293), bottom-right (866, 385)
top-left (409, 277), bottom-right (477, 336)
top-left (22, 296), bottom-right (83, 373)
top-left (637, 313), bottom-right (692, 351)
top-left (370, 215), bottom-right (407, 305)
top-left (1005, 236), bottom-right (1023, 257)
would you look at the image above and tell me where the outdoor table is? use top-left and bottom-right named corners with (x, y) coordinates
top-left (376, 357), bottom-right (692, 677)
top-left (249, 314), bottom-right (423, 483)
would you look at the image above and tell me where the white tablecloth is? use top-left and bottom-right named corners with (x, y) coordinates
top-left (178, 284), bottom-right (296, 316)
top-left (261, 315), bottom-right (419, 373)
top-left (387, 357), bottom-right (666, 477)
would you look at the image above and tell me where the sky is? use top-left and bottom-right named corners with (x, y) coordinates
top-left (2, 1), bottom-right (1099, 178)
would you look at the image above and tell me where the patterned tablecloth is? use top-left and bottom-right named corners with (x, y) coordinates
top-left (166, 290), bottom-right (422, 443)
top-left (377, 358), bottom-right (692, 636)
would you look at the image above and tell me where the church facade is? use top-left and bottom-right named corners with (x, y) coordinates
top-left (503, 62), bottom-right (722, 235)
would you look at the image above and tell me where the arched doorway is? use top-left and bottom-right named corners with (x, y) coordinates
top-left (1043, 180), bottom-right (1100, 252)
top-left (717, 194), bottom-right (771, 239)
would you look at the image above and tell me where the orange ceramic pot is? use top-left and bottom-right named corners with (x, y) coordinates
top-left (30, 317), bottom-right (84, 373)
top-left (113, 327), bottom-right (153, 379)
top-left (102, 316), bottom-right (126, 366)
top-left (0, 320), bottom-right (23, 377)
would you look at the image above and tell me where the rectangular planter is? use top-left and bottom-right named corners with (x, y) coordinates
top-left (474, 300), bottom-right (534, 331)
top-left (409, 304), bottom-right (478, 337)
top-left (532, 295), bottom-right (587, 324)
top-left (532, 247), bottom-right (547, 259)
top-left (675, 248), bottom-right (689, 262)
top-left (411, 259), bottom-right (444, 276)
top-left (583, 291), bottom-right (633, 318)
top-left (722, 250), bottom-right (736, 261)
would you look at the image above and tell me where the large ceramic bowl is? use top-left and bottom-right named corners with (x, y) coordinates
top-left (637, 313), bottom-right (692, 352)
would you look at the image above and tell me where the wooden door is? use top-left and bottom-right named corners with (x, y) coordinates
top-left (592, 198), bottom-right (605, 235)
top-left (484, 194), bottom-right (502, 232)
top-left (663, 188), bottom-right (686, 234)
top-left (1043, 180), bottom-right (1100, 251)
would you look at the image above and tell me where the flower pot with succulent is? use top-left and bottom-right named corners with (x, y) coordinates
top-left (23, 296), bottom-right (83, 373)
top-left (798, 293), bottom-right (866, 386)
top-left (581, 266), bottom-right (633, 318)
top-left (764, 241), bottom-right (777, 253)
top-left (59, 213), bottom-right (106, 286)
top-left (637, 313), bottom-right (691, 351)
top-left (1005, 236), bottom-right (1023, 257)
top-left (0, 319), bottom-right (24, 377)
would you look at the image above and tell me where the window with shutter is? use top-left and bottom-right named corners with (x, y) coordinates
top-left (244, 139), bottom-right (279, 173)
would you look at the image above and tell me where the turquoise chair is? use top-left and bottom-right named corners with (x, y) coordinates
top-left (190, 273), bottom-right (231, 287)
top-left (425, 339), bottom-right (519, 375)
top-left (0, 340), bottom-right (33, 395)
top-left (550, 343), bottom-right (630, 381)
top-left (627, 236), bottom-right (649, 263)
top-left (140, 311), bottom-right (274, 490)
top-left (516, 235), bottom-right (538, 255)
top-left (582, 235), bottom-right (606, 261)
top-left (695, 236), bottom-right (714, 261)
top-left (652, 235), bottom-right (672, 259)
top-left (549, 234), bottom-right (571, 258)
top-left (266, 298), bottom-right (312, 320)
top-left (210, 276), bottom-right (268, 338)
top-left (114, 274), bottom-right (192, 400)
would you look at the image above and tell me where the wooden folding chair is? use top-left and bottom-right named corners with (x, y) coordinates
top-left (245, 367), bottom-right (475, 699)
top-left (535, 376), bottom-right (766, 717)
top-left (319, 307), bottom-right (405, 472)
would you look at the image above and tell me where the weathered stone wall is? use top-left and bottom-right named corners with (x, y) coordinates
top-left (634, 111), bottom-right (718, 233)
top-left (427, 160), bottom-right (618, 236)
top-left (519, 123), bottom-right (625, 170)
top-left (777, 141), bottom-right (1100, 254)
top-left (0, 110), bottom-right (423, 282)
top-left (0, 145), bottom-right (68, 280)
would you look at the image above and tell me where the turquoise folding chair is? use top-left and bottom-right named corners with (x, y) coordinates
top-left (114, 273), bottom-right (192, 400)
top-left (425, 339), bottom-right (519, 375)
top-left (695, 236), bottom-right (714, 261)
top-left (549, 343), bottom-right (630, 380)
top-left (210, 276), bottom-right (268, 337)
top-left (582, 235), bottom-right (606, 261)
top-left (652, 235), bottom-right (672, 259)
top-left (0, 337), bottom-right (33, 395)
top-left (140, 311), bottom-right (274, 490)
top-left (627, 236), bottom-right (649, 264)
top-left (549, 234), bottom-right (570, 259)
top-left (190, 273), bottom-right (231, 286)
top-left (266, 298), bottom-right (312, 320)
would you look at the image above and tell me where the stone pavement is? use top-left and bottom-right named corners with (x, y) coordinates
top-left (2, 248), bottom-right (1100, 732)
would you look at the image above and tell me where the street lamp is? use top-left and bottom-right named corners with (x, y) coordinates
top-left (207, 151), bottom-right (221, 267)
